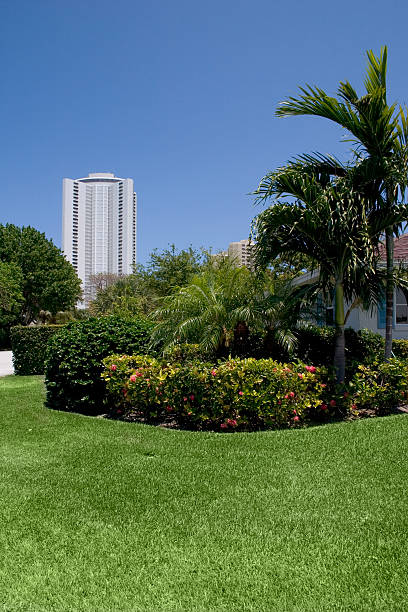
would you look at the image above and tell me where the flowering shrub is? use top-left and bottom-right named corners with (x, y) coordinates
top-left (102, 355), bottom-right (332, 431)
top-left (347, 358), bottom-right (408, 414)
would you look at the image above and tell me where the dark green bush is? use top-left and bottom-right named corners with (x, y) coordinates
top-left (294, 326), bottom-right (384, 371)
top-left (392, 339), bottom-right (408, 360)
top-left (11, 325), bottom-right (65, 375)
top-left (102, 355), bottom-right (333, 431)
top-left (45, 316), bottom-right (154, 414)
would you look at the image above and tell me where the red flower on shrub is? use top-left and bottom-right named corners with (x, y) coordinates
top-left (111, 364), bottom-right (117, 371)
top-left (305, 365), bottom-right (316, 373)
top-left (122, 388), bottom-right (127, 396)
top-left (238, 391), bottom-right (243, 396)
top-left (116, 409), bottom-right (122, 414)
top-left (329, 400), bottom-right (336, 407)
top-left (211, 369), bottom-right (217, 376)
top-left (351, 404), bottom-right (357, 410)
top-left (190, 394), bottom-right (195, 401)
top-left (166, 406), bottom-right (173, 412)
top-left (293, 416), bottom-right (300, 422)
top-left (130, 375), bottom-right (137, 382)
top-left (320, 404), bottom-right (328, 411)
top-left (183, 397), bottom-right (188, 402)
top-left (227, 419), bottom-right (237, 427)
top-left (220, 423), bottom-right (228, 429)
top-left (298, 373), bottom-right (304, 379)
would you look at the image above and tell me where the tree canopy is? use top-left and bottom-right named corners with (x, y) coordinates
top-left (0, 224), bottom-right (81, 324)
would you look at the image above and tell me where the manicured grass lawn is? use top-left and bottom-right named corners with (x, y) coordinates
top-left (1, 376), bottom-right (407, 611)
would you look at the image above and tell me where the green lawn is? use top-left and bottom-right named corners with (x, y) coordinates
top-left (0, 376), bottom-right (407, 611)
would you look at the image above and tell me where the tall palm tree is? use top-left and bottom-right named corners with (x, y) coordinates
top-left (275, 47), bottom-right (408, 358)
top-left (253, 165), bottom-right (408, 383)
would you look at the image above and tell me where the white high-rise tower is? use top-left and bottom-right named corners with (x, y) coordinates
top-left (62, 172), bottom-right (137, 306)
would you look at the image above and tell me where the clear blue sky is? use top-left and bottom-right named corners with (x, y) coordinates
top-left (1, 0), bottom-right (408, 263)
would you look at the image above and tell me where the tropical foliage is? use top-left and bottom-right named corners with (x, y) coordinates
top-left (275, 47), bottom-right (408, 358)
top-left (252, 163), bottom-right (408, 382)
top-left (150, 259), bottom-right (296, 357)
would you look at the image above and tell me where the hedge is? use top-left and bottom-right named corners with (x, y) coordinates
top-left (102, 355), bottom-right (334, 431)
top-left (10, 325), bottom-right (65, 375)
top-left (45, 316), bottom-right (154, 414)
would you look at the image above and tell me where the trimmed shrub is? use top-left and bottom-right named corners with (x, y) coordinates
top-left (102, 355), bottom-right (333, 431)
top-left (392, 339), bottom-right (408, 360)
top-left (45, 316), bottom-right (154, 414)
top-left (11, 325), bottom-right (65, 375)
top-left (348, 358), bottom-right (408, 414)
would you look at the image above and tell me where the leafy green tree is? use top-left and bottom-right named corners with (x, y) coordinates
top-left (0, 261), bottom-right (24, 327)
top-left (150, 258), bottom-right (295, 357)
top-left (90, 245), bottom-right (206, 317)
top-left (139, 244), bottom-right (206, 297)
top-left (0, 224), bottom-right (81, 324)
top-left (253, 165), bottom-right (408, 383)
top-left (275, 47), bottom-right (408, 359)
top-left (89, 275), bottom-right (155, 318)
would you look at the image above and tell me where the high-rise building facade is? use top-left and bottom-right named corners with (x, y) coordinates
top-left (212, 239), bottom-right (254, 268)
top-left (62, 172), bottom-right (137, 305)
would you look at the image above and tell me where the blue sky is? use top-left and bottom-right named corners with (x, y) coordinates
top-left (1, 0), bottom-right (408, 263)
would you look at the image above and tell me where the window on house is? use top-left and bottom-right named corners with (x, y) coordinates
top-left (396, 287), bottom-right (408, 324)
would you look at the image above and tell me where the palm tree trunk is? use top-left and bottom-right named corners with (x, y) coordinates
top-left (385, 226), bottom-right (394, 360)
top-left (333, 278), bottom-right (345, 384)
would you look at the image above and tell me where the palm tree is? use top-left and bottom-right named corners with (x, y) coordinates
top-left (253, 165), bottom-right (408, 383)
top-left (149, 259), bottom-right (296, 357)
top-left (275, 47), bottom-right (408, 358)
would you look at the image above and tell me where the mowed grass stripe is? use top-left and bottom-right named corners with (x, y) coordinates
top-left (0, 375), bottom-right (407, 611)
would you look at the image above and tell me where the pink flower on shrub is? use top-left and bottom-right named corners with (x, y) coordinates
top-left (293, 416), bottom-right (300, 422)
top-left (227, 419), bottom-right (237, 427)
top-left (129, 375), bottom-right (137, 382)
top-left (321, 383), bottom-right (327, 388)
top-left (238, 391), bottom-right (243, 396)
top-left (287, 391), bottom-right (295, 398)
top-left (183, 397), bottom-right (188, 402)
top-left (111, 364), bottom-right (117, 371)
top-left (278, 400), bottom-right (282, 405)
top-left (329, 399), bottom-right (336, 407)
top-left (293, 409), bottom-right (297, 414)
top-left (220, 423), bottom-right (228, 429)
top-left (351, 404), bottom-right (357, 410)
top-left (190, 394), bottom-right (195, 401)
top-left (284, 394), bottom-right (289, 399)
top-left (305, 365), bottom-right (316, 373)
top-left (211, 369), bottom-right (217, 376)
top-left (320, 404), bottom-right (328, 411)
top-left (298, 373), bottom-right (304, 379)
